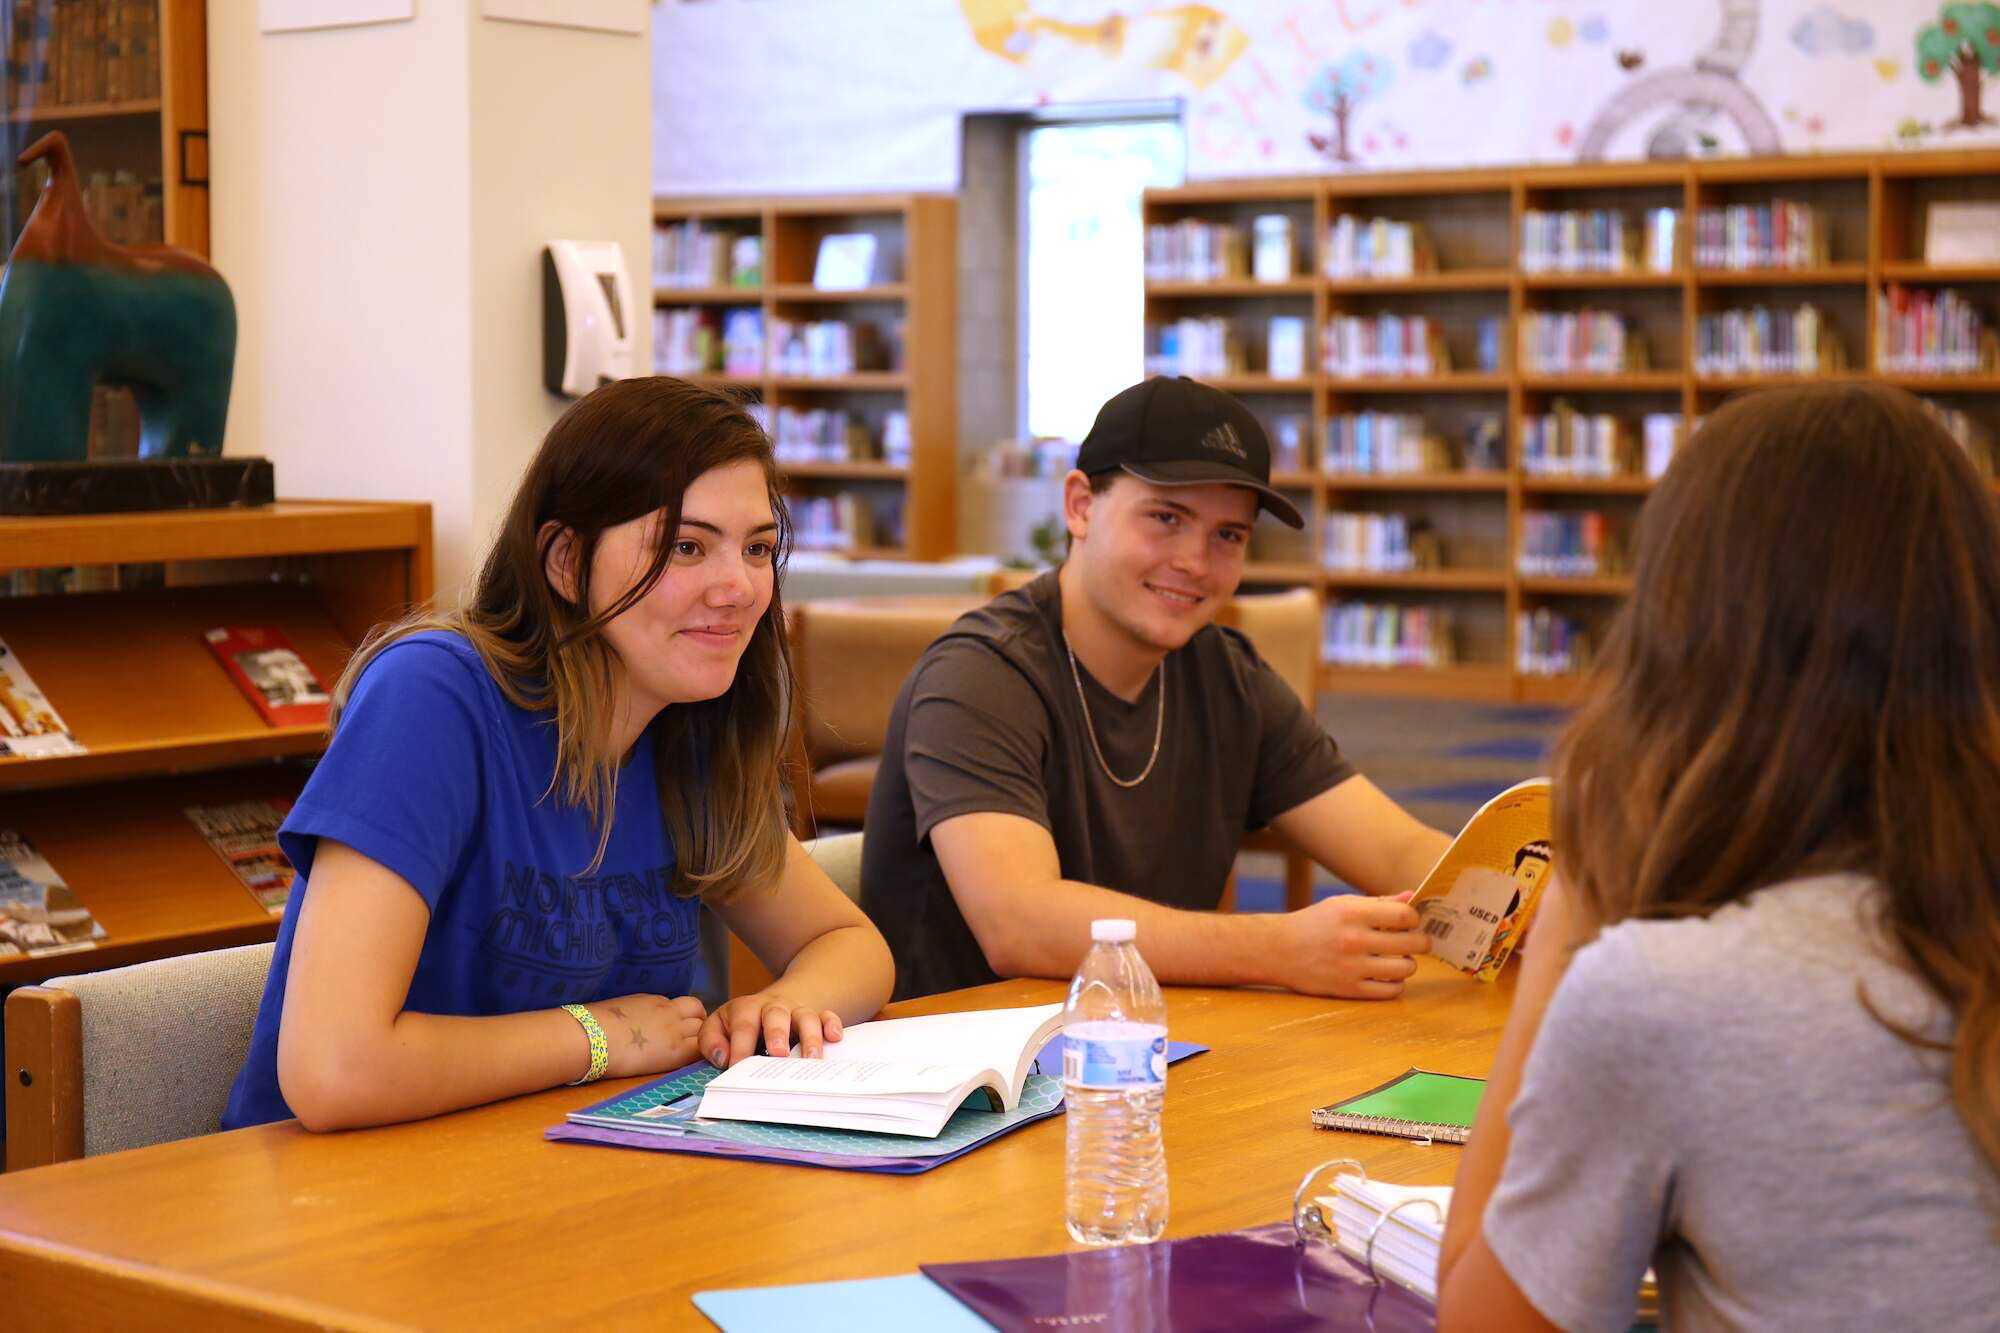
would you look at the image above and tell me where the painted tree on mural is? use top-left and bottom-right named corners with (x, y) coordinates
top-left (1304, 51), bottom-right (1391, 164)
top-left (1917, 2), bottom-right (2000, 129)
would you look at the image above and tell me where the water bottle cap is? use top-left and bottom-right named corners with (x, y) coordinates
top-left (1090, 918), bottom-right (1136, 943)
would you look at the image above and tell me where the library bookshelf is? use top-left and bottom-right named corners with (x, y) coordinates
top-left (0, 501), bottom-right (432, 987)
top-left (3, 0), bottom-right (210, 258)
top-left (1144, 149), bottom-right (2000, 704)
top-left (651, 194), bottom-right (957, 559)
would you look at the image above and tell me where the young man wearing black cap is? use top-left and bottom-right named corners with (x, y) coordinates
top-left (859, 376), bottom-right (1448, 1001)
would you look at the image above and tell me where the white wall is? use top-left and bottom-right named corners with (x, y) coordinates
top-left (209, 5), bottom-right (650, 594)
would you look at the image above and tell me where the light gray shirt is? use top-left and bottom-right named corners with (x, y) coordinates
top-left (1485, 874), bottom-right (2000, 1331)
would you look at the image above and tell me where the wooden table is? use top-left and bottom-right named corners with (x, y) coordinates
top-left (0, 963), bottom-right (1514, 1330)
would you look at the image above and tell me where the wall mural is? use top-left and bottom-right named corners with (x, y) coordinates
top-left (653, 0), bottom-right (2000, 194)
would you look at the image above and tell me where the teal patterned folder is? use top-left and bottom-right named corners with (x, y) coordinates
top-left (569, 1061), bottom-right (1068, 1160)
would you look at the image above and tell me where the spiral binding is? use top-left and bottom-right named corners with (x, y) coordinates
top-left (1307, 1109), bottom-right (1473, 1145)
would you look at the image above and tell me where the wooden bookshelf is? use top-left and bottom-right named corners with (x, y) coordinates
top-left (652, 194), bottom-right (957, 559)
top-left (2, 0), bottom-right (209, 258)
top-left (1145, 149), bottom-right (2000, 702)
top-left (0, 500), bottom-right (432, 987)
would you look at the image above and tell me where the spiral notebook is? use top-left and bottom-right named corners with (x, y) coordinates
top-left (1310, 1068), bottom-right (1485, 1144)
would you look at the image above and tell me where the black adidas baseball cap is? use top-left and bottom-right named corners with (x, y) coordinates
top-left (1075, 376), bottom-right (1304, 528)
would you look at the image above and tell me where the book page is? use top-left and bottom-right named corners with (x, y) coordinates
top-left (706, 1055), bottom-right (979, 1098)
top-left (822, 1003), bottom-right (1063, 1090)
top-left (1410, 779), bottom-right (1552, 980)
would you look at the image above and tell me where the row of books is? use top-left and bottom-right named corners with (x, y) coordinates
top-left (1876, 285), bottom-right (1997, 376)
top-left (1517, 310), bottom-right (1648, 375)
top-left (10, 161), bottom-right (162, 244)
top-left (1323, 215), bottom-right (1433, 279)
top-left (1693, 202), bottom-right (1830, 271)
top-left (1322, 412), bottom-right (1504, 476)
top-left (4, 0), bottom-right (159, 110)
top-left (768, 318), bottom-right (901, 377)
top-left (1144, 217), bottom-right (1255, 283)
top-left (1267, 414), bottom-right (1310, 472)
top-left (1693, 304), bottom-right (1844, 377)
top-left (1519, 208), bottom-right (1679, 275)
top-left (770, 407), bottom-right (911, 467)
top-left (1145, 316), bottom-right (1249, 379)
top-left (653, 221), bottom-right (761, 291)
top-left (789, 495), bottom-right (896, 552)
top-left (2, 556), bottom-right (166, 598)
top-left (1321, 512), bottom-right (1437, 573)
top-left (1325, 315), bottom-right (1457, 379)
top-left (1516, 609), bottom-right (1591, 677)
top-left (1521, 408), bottom-right (1685, 479)
top-left (1518, 511), bottom-right (1621, 578)
top-left (654, 307), bottom-right (763, 378)
top-left (1322, 602), bottom-right (1457, 669)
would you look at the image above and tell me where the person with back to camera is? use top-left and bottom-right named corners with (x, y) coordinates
top-left (861, 375), bottom-right (1450, 1001)
top-left (223, 377), bottom-right (893, 1132)
top-left (1437, 382), bottom-right (2000, 1330)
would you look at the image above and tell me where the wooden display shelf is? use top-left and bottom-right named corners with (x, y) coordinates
top-left (1321, 472), bottom-right (1510, 492)
top-left (1519, 271), bottom-right (1682, 289)
top-left (768, 284), bottom-right (909, 303)
top-left (1318, 664), bottom-right (1515, 702)
top-left (0, 586), bottom-right (350, 792)
top-left (0, 769), bottom-right (302, 987)
top-left (1519, 373), bottom-right (1683, 392)
top-left (0, 500), bottom-right (430, 573)
top-left (1239, 562), bottom-right (1322, 585)
top-left (1878, 262), bottom-right (2000, 283)
top-left (680, 372), bottom-right (765, 389)
top-left (1514, 673), bottom-right (1590, 706)
top-left (776, 461), bottom-right (908, 480)
top-left (1323, 374), bottom-right (1508, 393)
top-left (1518, 575), bottom-right (1634, 597)
top-left (1876, 373), bottom-right (2000, 391)
top-left (653, 286), bottom-right (762, 305)
top-left (5, 98), bottom-right (162, 125)
top-left (1519, 475), bottom-right (1654, 495)
top-left (1145, 278), bottom-right (1317, 297)
top-left (1696, 372), bottom-right (1868, 391)
top-left (1190, 375), bottom-right (1313, 394)
top-left (1322, 569), bottom-right (1508, 592)
top-left (769, 372), bottom-right (909, 391)
top-left (1693, 265), bottom-right (1866, 286)
top-left (1323, 270), bottom-right (1512, 293)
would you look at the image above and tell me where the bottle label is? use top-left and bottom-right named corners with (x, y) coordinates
top-left (1063, 1026), bottom-right (1167, 1090)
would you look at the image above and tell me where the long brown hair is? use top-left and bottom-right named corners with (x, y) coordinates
top-left (1554, 381), bottom-right (2000, 1187)
top-left (334, 376), bottom-right (793, 901)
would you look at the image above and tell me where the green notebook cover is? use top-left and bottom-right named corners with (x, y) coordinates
top-left (1310, 1068), bottom-right (1485, 1143)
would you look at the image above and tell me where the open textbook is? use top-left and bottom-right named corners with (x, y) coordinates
top-left (695, 1002), bottom-right (1066, 1138)
top-left (1410, 777), bottom-right (1552, 980)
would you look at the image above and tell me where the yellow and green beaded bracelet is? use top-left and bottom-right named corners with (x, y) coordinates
top-left (561, 1003), bottom-right (609, 1084)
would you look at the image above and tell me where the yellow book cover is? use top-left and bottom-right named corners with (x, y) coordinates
top-left (1410, 778), bottom-right (1552, 980)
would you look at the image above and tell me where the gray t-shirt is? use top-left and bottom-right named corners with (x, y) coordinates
top-left (1486, 874), bottom-right (2000, 1332)
top-left (858, 571), bottom-right (1354, 1000)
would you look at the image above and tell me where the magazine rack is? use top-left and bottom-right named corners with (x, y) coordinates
top-left (0, 500), bottom-right (431, 987)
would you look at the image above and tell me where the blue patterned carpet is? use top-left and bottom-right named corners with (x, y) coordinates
top-left (1231, 696), bottom-right (1568, 911)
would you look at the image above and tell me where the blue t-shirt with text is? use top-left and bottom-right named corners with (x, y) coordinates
top-left (222, 631), bottom-right (698, 1129)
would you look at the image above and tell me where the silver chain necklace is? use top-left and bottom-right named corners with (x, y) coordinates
top-left (1064, 641), bottom-right (1166, 789)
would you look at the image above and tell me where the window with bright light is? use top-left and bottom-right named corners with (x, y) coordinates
top-left (1022, 119), bottom-right (1185, 442)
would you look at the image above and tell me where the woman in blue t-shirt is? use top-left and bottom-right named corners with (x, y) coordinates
top-left (224, 377), bottom-right (894, 1131)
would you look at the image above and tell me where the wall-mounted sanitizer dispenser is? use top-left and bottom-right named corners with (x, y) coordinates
top-left (543, 240), bottom-right (636, 397)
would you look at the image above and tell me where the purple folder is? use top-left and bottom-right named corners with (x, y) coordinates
top-left (922, 1222), bottom-right (1436, 1333)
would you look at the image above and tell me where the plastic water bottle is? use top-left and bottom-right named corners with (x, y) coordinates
top-left (1063, 918), bottom-right (1168, 1245)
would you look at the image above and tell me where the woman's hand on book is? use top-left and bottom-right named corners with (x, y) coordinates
top-left (700, 990), bottom-right (846, 1069)
top-left (1277, 894), bottom-right (1431, 999)
top-left (590, 994), bottom-right (710, 1079)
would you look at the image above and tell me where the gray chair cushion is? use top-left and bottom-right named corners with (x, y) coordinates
top-left (45, 942), bottom-right (274, 1157)
top-left (803, 832), bottom-right (864, 903)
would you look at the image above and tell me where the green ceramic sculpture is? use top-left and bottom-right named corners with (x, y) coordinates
top-left (0, 131), bottom-right (236, 463)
